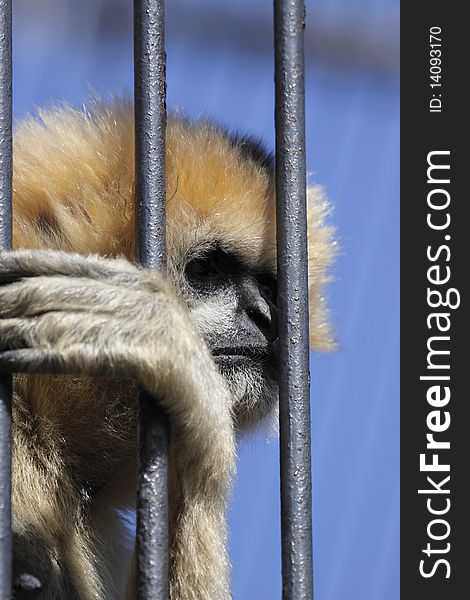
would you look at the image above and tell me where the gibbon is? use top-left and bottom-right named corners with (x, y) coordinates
top-left (0, 98), bottom-right (334, 599)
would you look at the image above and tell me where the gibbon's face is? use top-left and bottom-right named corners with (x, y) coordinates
top-left (164, 120), bottom-right (280, 427)
top-left (183, 245), bottom-right (279, 427)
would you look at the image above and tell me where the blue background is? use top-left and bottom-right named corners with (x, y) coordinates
top-left (13, 1), bottom-right (399, 598)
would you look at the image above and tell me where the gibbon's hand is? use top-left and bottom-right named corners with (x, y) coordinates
top-left (0, 249), bottom-right (235, 482)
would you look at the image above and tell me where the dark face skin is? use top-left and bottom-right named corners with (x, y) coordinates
top-left (184, 247), bottom-right (279, 427)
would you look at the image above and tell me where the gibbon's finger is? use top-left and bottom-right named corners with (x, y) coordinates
top-left (0, 319), bottom-right (33, 351)
top-left (0, 347), bottom-right (105, 376)
top-left (0, 345), bottom-right (133, 379)
top-left (0, 275), bottom-right (156, 319)
top-left (0, 311), bottom-right (121, 354)
top-left (0, 249), bottom-right (149, 287)
top-left (0, 348), bottom-right (65, 374)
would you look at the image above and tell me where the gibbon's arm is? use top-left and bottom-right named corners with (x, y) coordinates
top-left (0, 248), bottom-right (235, 600)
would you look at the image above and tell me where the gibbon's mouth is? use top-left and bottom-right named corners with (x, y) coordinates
top-left (212, 346), bottom-right (277, 366)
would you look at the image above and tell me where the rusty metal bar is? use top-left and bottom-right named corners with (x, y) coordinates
top-left (0, 0), bottom-right (12, 596)
top-left (134, 0), bottom-right (169, 597)
top-left (274, 1), bottom-right (314, 599)
top-left (0, 0), bottom-right (12, 597)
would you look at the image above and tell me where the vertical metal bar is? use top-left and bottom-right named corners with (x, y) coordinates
top-left (0, 1), bottom-right (12, 597)
top-left (274, 1), bottom-right (313, 599)
top-left (134, 0), bottom-right (169, 598)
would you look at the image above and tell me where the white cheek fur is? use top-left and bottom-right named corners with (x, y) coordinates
top-left (188, 291), bottom-right (239, 343)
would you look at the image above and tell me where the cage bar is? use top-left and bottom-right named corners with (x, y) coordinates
top-left (134, 0), bottom-right (169, 597)
top-left (274, 1), bottom-right (314, 599)
top-left (0, 0), bottom-right (12, 597)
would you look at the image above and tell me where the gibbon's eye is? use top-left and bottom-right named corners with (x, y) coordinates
top-left (185, 254), bottom-right (221, 285)
top-left (185, 248), bottom-right (244, 292)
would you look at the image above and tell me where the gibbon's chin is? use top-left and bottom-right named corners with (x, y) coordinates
top-left (214, 354), bottom-right (279, 428)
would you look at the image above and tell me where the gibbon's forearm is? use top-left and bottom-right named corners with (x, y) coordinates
top-left (168, 475), bottom-right (232, 600)
top-left (123, 450), bottom-right (233, 600)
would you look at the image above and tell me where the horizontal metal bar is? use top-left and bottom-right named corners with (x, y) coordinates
top-left (134, 0), bottom-right (169, 598)
top-left (274, 1), bottom-right (314, 599)
top-left (0, 0), bottom-right (12, 597)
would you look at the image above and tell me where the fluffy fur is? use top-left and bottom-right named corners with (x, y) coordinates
top-left (0, 98), bottom-right (335, 599)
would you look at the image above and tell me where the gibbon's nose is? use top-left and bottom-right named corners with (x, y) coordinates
top-left (239, 278), bottom-right (278, 343)
top-left (13, 572), bottom-right (42, 598)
